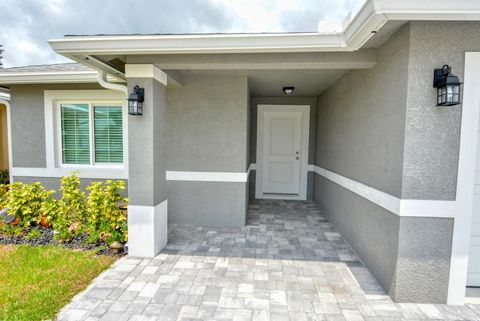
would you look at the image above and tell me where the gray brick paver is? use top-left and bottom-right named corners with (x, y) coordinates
top-left (57, 200), bottom-right (480, 321)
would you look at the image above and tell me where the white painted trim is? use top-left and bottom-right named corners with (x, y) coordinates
top-left (447, 52), bottom-right (480, 304)
top-left (43, 90), bottom-right (128, 178)
top-left (48, 0), bottom-right (480, 58)
top-left (165, 164), bottom-right (254, 183)
top-left (312, 165), bottom-right (458, 218)
top-left (255, 105), bottom-right (310, 201)
top-left (125, 64), bottom-right (167, 85)
top-left (11, 167), bottom-right (127, 179)
top-left (128, 199), bottom-right (168, 257)
top-left (0, 70), bottom-right (122, 85)
top-left (166, 170), bottom-right (248, 183)
top-left (314, 165), bottom-right (400, 214)
top-left (0, 99), bottom-right (12, 183)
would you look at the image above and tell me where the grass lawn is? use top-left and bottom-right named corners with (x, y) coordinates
top-left (0, 244), bottom-right (116, 321)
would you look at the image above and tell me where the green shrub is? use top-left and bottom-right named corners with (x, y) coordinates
top-left (0, 173), bottom-right (128, 244)
top-left (52, 173), bottom-right (87, 240)
top-left (25, 227), bottom-right (42, 240)
top-left (0, 182), bottom-right (55, 227)
top-left (86, 180), bottom-right (127, 243)
top-left (0, 184), bottom-right (8, 202)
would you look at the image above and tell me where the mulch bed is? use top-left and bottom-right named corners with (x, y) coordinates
top-left (0, 226), bottom-right (125, 256)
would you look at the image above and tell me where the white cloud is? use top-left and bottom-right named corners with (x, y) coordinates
top-left (0, 0), bottom-right (365, 68)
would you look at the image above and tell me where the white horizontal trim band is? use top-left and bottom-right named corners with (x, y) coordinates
top-left (166, 170), bottom-right (248, 183)
top-left (11, 167), bottom-right (128, 179)
top-left (311, 165), bottom-right (457, 218)
top-left (10, 163), bottom-right (459, 218)
top-left (166, 163), bottom-right (255, 183)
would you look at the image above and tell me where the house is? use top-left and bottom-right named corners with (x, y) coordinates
top-left (1, 0), bottom-right (480, 305)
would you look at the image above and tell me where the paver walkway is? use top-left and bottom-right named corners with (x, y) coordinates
top-left (58, 200), bottom-right (480, 321)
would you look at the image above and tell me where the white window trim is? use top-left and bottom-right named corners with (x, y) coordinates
top-left (55, 101), bottom-right (124, 168)
top-left (43, 90), bottom-right (128, 179)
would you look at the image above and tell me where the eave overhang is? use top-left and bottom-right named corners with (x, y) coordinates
top-left (48, 0), bottom-right (480, 57)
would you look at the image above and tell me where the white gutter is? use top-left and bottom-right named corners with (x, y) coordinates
top-left (97, 70), bottom-right (128, 98)
top-left (0, 70), bottom-right (98, 84)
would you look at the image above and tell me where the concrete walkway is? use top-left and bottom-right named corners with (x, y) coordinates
top-left (58, 200), bottom-right (480, 321)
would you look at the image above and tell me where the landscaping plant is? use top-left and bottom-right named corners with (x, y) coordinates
top-left (86, 180), bottom-right (127, 243)
top-left (50, 173), bottom-right (87, 240)
top-left (0, 182), bottom-right (55, 227)
top-left (0, 173), bottom-right (128, 250)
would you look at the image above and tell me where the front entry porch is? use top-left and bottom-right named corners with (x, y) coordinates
top-left (56, 200), bottom-right (476, 321)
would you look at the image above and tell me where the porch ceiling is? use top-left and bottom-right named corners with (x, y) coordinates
top-left (178, 69), bottom-right (348, 96)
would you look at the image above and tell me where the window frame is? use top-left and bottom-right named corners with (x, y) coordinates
top-left (54, 99), bottom-right (126, 169)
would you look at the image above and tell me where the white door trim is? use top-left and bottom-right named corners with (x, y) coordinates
top-left (255, 104), bottom-right (310, 200)
top-left (448, 52), bottom-right (480, 304)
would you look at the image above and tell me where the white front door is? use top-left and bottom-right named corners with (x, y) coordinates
top-left (468, 118), bottom-right (480, 286)
top-left (256, 105), bottom-right (309, 199)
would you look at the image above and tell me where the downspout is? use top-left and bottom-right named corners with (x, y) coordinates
top-left (96, 70), bottom-right (128, 98)
top-left (95, 69), bottom-right (130, 253)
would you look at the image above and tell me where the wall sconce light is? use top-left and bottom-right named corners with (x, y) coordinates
top-left (128, 85), bottom-right (145, 115)
top-left (283, 86), bottom-right (295, 95)
top-left (433, 65), bottom-right (462, 106)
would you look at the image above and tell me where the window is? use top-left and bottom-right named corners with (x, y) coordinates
top-left (60, 102), bottom-right (123, 165)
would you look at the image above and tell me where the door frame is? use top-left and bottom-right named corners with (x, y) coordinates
top-left (255, 104), bottom-right (310, 200)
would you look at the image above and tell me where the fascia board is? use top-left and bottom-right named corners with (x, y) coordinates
top-left (0, 71), bottom-right (123, 85)
top-left (48, 33), bottom-right (348, 55)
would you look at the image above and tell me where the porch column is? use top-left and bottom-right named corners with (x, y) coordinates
top-left (126, 64), bottom-right (168, 257)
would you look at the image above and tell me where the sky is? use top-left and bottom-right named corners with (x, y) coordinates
top-left (0, 0), bottom-right (365, 68)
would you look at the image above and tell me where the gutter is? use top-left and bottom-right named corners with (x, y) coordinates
top-left (97, 70), bottom-right (128, 98)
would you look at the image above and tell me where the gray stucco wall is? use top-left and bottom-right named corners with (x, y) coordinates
top-left (9, 84), bottom-right (102, 168)
top-left (128, 78), bottom-right (168, 206)
top-left (315, 24), bottom-right (409, 197)
top-left (12, 176), bottom-right (128, 197)
top-left (313, 22), bottom-right (456, 303)
top-left (402, 21), bottom-right (480, 199)
top-left (167, 181), bottom-right (246, 226)
top-left (166, 75), bottom-right (248, 172)
top-left (393, 216), bottom-right (453, 303)
top-left (9, 76), bottom-right (249, 227)
top-left (249, 96), bottom-right (317, 200)
top-left (166, 75), bottom-right (249, 226)
top-left (314, 175), bottom-right (399, 293)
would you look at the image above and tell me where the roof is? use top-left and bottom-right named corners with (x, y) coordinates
top-left (49, 0), bottom-right (480, 57)
top-left (0, 63), bottom-right (91, 73)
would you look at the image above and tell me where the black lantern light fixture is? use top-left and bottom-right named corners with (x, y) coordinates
top-left (283, 86), bottom-right (295, 95)
top-left (128, 85), bottom-right (145, 115)
top-left (433, 65), bottom-right (462, 106)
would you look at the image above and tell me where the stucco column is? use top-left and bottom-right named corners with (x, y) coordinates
top-left (126, 64), bottom-right (168, 257)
